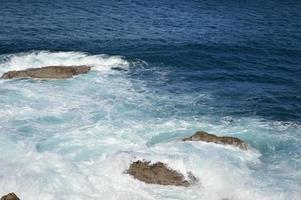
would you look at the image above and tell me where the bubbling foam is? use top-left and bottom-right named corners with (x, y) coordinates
top-left (0, 51), bottom-right (300, 200)
top-left (0, 51), bottom-right (130, 75)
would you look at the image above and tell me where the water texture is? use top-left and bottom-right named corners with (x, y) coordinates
top-left (0, 0), bottom-right (300, 199)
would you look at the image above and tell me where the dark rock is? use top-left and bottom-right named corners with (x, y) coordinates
top-left (1, 65), bottom-right (91, 79)
top-left (0, 193), bottom-right (20, 200)
top-left (182, 131), bottom-right (248, 150)
top-left (111, 67), bottom-right (128, 71)
top-left (127, 160), bottom-right (196, 186)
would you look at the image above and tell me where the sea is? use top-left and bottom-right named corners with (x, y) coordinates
top-left (0, 0), bottom-right (300, 199)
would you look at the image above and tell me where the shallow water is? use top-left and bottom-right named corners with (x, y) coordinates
top-left (0, 0), bottom-right (301, 200)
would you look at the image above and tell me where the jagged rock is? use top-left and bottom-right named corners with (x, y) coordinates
top-left (1, 65), bottom-right (91, 79)
top-left (0, 193), bottom-right (20, 200)
top-left (127, 160), bottom-right (196, 186)
top-left (183, 131), bottom-right (248, 150)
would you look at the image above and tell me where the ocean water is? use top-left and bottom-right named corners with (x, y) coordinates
top-left (0, 0), bottom-right (301, 200)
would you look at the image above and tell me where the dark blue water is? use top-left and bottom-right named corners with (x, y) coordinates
top-left (1, 0), bottom-right (301, 199)
top-left (1, 0), bottom-right (300, 122)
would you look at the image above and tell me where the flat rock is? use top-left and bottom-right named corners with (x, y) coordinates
top-left (1, 65), bottom-right (91, 79)
top-left (183, 131), bottom-right (248, 150)
top-left (127, 160), bottom-right (196, 186)
top-left (0, 193), bottom-right (20, 200)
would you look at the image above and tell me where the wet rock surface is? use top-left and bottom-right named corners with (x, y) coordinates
top-left (127, 160), bottom-right (196, 186)
top-left (0, 193), bottom-right (20, 200)
top-left (183, 131), bottom-right (248, 150)
top-left (1, 65), bottom-right (91, 79)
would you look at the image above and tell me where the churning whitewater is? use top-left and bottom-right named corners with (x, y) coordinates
top-left (0, 51), bottom-right (300, 200)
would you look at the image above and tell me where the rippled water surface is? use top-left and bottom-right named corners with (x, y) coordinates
top-left (0, 0), bottom-right (301, 199)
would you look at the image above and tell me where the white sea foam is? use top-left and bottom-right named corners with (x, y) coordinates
top-left (0, 51), bottom-right (300, 200)
top-left (0, 51), bottom-right (129, 75)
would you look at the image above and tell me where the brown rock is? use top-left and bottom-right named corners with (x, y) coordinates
top-left (0, 193), bottom-right (20, 200)
top-left (1, 65), bottom-right (91, 79)
top-left (182, 131), bottom-right (248, 150)
top-left (127, 160), bottom-right (196, 186)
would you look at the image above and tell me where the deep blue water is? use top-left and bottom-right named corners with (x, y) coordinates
top-left (1, 0), bottom-right (301, 122)
top-left (0, 0), bottom-right (301, 199)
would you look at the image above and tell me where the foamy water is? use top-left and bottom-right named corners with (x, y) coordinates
top-left (0, 51), bottom-right (129, 75)
top-left (0, 51), bottom-right (300, 200)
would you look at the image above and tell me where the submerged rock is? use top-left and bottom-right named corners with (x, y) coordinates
top-left (111, 67), bottom-right (128, 71)
top-left (0, 193), bottom-right (20, 200)
top-left (127, 160), bottom-right (196, 186)
top-left (1, 65), bottom-right (91, 79)
top-left (182, 131), bottom-right (248, 150)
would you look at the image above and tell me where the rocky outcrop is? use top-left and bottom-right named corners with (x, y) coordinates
top-left (0, 193), bottom-right (20, 200)
top-left (183, 131), bottom-right (248, 150)
top-left (1, 65), bottom-right (91, 79)
top-left (127, 160), bottom-right (196, 186)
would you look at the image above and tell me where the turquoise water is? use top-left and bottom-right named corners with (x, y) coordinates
top-left (0, 51), bottom-right (300, 199)
top-left (0, 0), bottom-right (301, 199)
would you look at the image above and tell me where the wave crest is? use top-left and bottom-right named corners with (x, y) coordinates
top-left (0, 51), bottom-right (130, 74)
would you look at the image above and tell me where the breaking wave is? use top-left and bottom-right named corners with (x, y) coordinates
top-left (0, 51), bottom-right (300, 200)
